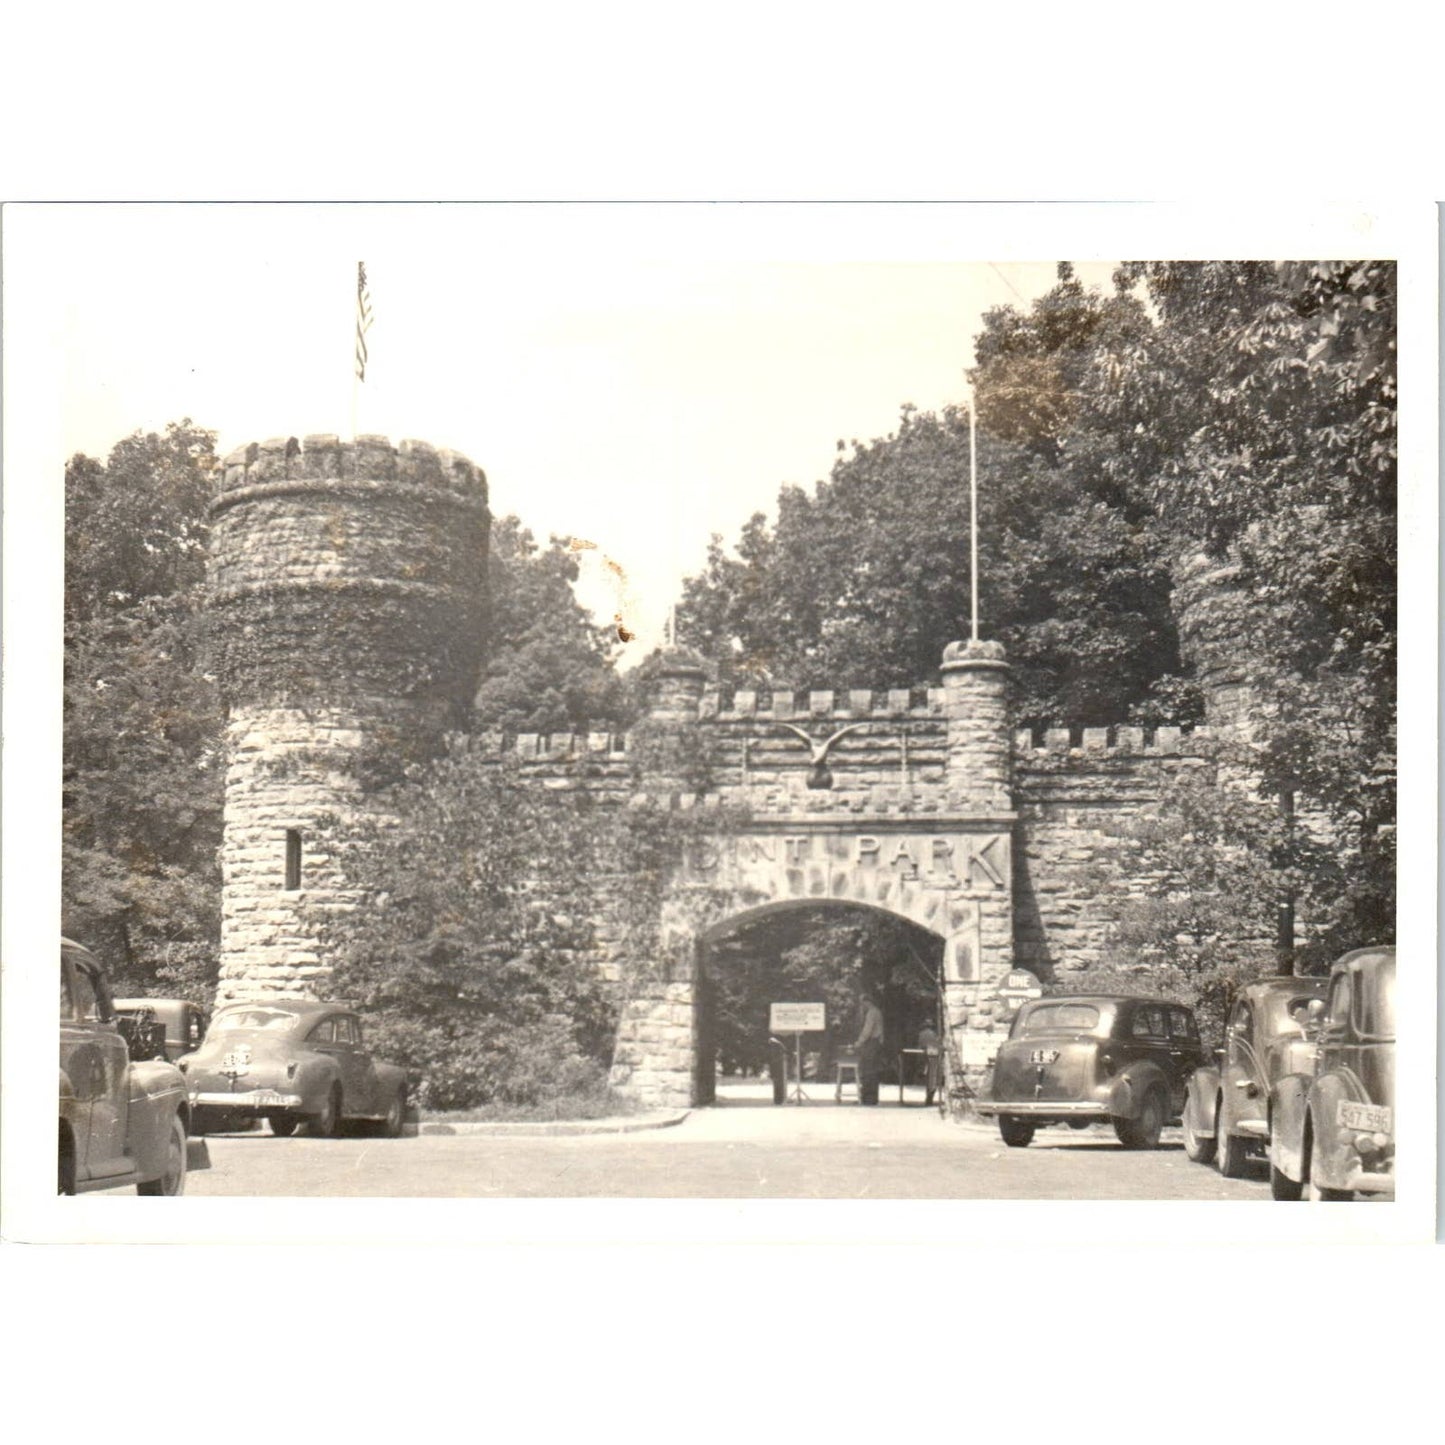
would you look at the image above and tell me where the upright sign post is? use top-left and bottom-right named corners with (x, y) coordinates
top-left (768, 1002), bottom-right (827, 1105)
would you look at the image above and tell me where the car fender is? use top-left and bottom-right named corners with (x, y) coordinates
top-left (1305, 1070), bottom-right (1358, 1193)
top-left (1185, 1065), bottom-right (1221, 1134)
top-left (126, 1059), bottom-right (188, 1177)
top-left (373, 1061), bottom-right (408, 1098)
top-left (291, 1054), bottom-right (342, 1112)
top-left (1108, 1060), bottom-right (1172, 1120)
top-left (59, 1067), bottom-right (79, 1117)
top-left (1269, 1073), bottom-right (1311, 1182)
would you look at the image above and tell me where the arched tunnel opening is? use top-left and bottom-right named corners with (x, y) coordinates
top-left (694, 902), bottom-right (945, 1107)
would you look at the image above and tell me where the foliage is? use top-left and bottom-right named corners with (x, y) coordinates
top-left (317, 746), bottom-right (740, 1110)
top-left (472, 516), bottom-right (635, 735)
top-left (677, 403), bottom-right (1183, 729)
top-left (65, 421), bottom-right (219, 624)
top-left (62, 425), bottom-right (224, 998)
top-left (1081, 751), bottom-right (1343, 1041)
top-left (707, 906), bottom-right (939, 1075)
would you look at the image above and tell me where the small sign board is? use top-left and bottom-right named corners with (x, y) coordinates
top-left (997, 968), bottom-right (1044, 1001)
top-left (770, 1002), bottom-right (826, 1033)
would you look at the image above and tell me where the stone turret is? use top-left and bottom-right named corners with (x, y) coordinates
top-left (207, 434), bottom-right (490, 1001)
top-left (941, 637), bottom-right (1013, 812)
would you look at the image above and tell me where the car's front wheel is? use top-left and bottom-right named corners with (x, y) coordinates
top-left (998, 1116), bottom-right (1035, 1148)
top-left (1182, 1094), bottom-right (1216, 1164)
top-left (137, 1113), bottom-right (188, 1196)
top-left (1114, 1089), bottom-right (1166, 1149)
top-left (1216, 1106), bottom-right (1249, 1178)
top-left (308, 1085), bottom-right (342, 1138)
top-left (1269, 1159), bottom-right (1303, 1200)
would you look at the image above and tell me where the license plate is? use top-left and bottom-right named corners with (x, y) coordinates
top-left (1339, 1100), bottom-right (1391, 1134)
top-left (221, 1053), bottom-right (250, 1077)
top-left (1030, 1049), bottom-right (1060, 1065)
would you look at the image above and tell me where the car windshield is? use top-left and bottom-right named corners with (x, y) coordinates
top-left (210, 1007), bottom-right (300, 1035)
top-left (1019, 1004), bottom-right (1101, 1036)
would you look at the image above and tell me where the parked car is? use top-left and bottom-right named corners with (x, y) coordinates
top-left (1181, 976), bottom-right (1328, 1177)
top-left (976, 994), bottom-right (1206, 1148)
top-left (180, 999), bottom-right (408, 1138)
top-left (1267, 946), bottom-right (1395, 1201)
top-left (59, 939), bottom-right (192, 1195)
top-left (114, 997), bottom-right (209, 1062)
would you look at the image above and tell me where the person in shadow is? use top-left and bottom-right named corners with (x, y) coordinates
top-left (851, 992), bottom-right (885, 1106)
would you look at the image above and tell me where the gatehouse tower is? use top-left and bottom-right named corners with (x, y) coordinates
top-left (207, 434), bottom-right (490, 1002)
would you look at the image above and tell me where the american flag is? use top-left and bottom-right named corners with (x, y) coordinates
top-left (354, 262), bottom-right (373, 381)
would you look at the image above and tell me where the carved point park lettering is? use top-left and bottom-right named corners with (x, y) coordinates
top-left (700, 832), bottom-right (1007, 890)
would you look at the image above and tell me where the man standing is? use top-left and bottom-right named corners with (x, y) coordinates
top-left (918, 1019), bottom-right (942, 1106)
top-left (852, 992), bottom-right (885, 1106)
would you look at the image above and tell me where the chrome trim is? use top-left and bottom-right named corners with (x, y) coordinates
top-left (190, 1090), bottom-right (304, 1110)
top-left (975, 1099), bottom-right (1109, 1118)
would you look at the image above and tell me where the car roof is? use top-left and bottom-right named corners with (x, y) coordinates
top-left (1334, 945), bottom-right (1395, 970)
top-left (1239, 976), bottom-right (1329, 1000)
top-left (213, 998), bottom-right (349, 1018)
top-left (1024, 994), bottom-right (1190, 1010)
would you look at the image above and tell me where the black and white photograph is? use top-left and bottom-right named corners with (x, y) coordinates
top-left (2, 202), bottom-right (1435, 1250)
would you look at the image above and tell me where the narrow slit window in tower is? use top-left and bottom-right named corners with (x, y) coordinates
top-left (284, 829), bottom-right (303, 891)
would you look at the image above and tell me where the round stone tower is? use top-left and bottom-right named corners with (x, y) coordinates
top-left (207, 434), bottom-right (490, 1002)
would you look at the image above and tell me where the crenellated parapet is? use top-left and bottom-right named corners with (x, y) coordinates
top-left (209, 435), bottom-right (489, 713)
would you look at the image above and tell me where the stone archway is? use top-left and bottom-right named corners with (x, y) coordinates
top-left (693, 898), bottom-right (947, 1107)
top-left (609, 816), bottom-right (1017, 1110)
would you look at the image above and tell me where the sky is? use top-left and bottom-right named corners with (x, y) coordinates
top-left (25, 203), bottom-right (1120, 659)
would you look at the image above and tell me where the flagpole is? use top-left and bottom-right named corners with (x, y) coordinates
top-left (968, 382), bottom-right (979, 643)
top-left (353, 261), bottom-right (372, 441)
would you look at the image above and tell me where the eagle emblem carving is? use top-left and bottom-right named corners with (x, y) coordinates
top-left (773, 721), bottom-right (866, 790)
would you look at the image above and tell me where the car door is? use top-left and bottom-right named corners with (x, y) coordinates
top-left (1217, 996), bottom-right (1252, 1133)
top-left (67, 952), bottom-right (131, 1179)
top-left (309, 1014), bottom-right (374, 1116)
top-left (1127, 1004), bottom-right (1172, 1098)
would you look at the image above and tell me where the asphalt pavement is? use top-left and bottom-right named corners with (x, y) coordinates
top-left (169, 1084), bottom-right (1273, 1200)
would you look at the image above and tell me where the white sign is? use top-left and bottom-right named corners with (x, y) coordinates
top-left (770, 1002), bottom-right (826, 1033)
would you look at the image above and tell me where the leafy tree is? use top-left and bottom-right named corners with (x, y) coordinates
top-left (677, 400), bottom-right (1185, 729)
top-left (65, 420), bottom-right (218, 623)
top-left (63, 424), bottom-right (224, 997)
top-left (1096, 261), bottom-right (1397, 949)
top-left (319, 746), bottom-right (744, 1111)
top-left (472, 516), bottom-right (635, 735)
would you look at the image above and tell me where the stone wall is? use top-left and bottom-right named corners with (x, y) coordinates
top-left (1012, 727), bottom-right (1216, 979)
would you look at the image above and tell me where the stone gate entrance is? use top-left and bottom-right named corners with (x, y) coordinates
top-left (206, 434), bottom-right (1238, 1115)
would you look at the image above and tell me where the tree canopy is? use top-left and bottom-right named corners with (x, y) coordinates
top-left (676, 260), bottom-right (1396, 962)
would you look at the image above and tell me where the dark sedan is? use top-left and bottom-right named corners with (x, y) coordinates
top-left (976, 994), bottom-right (1206, 1149)
top-left (180, 1000), bottom-right (407, 1139)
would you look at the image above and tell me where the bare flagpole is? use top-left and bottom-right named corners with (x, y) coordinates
top-left (968, 380), bottom-right (979, 643)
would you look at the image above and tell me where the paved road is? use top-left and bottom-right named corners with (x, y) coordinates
top-left (171, 1104), bottom-right (1273, 1200)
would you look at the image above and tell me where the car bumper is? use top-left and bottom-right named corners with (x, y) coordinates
top-left (1346, 1167), bottom-right (1395, 1196)
top-left (190, 1089), bottom-right (305, 1112)
top-left (974, 1099), bottom-right (1109, 1120)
